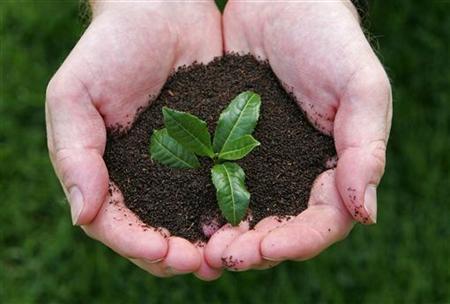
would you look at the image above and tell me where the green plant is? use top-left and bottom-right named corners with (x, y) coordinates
top-left (150, 91), bottom-right (261, 225)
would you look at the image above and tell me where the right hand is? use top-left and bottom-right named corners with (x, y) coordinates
top-left (45, 2), bottom-right (223, 280)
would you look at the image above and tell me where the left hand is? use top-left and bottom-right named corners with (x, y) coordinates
top-left (205, 0), bottom-right (392, 271)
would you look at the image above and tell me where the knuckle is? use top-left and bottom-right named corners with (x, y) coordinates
top-left (350, 63), bottom-right (392, 107)
top-left (46, 73), bottom-right (88, 107)
top-left (369, 139), bottom-right (387, 177)
top-left (45, 74), bottom-right (64, 104)
top-left (366, 65), bottom-right (392, 102)
top-left (374, 68), bottom-right (391, 99)
top-left (54, 148), bottom-right (73, 184)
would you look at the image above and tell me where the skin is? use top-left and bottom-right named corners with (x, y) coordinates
top-left (205, 0), bottom-right (392, 271)
top-left (46, 0), bottom-right (392, 278)
top-left (46, 1), bottom-right (223, 280)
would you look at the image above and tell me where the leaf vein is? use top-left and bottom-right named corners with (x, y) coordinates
top-left (223, 165), bottom-right (236, 223)
top-left (154, 136), bottom-right (194, 168)
top-left (168, 111), bottom-right (209, 151)
top-left (220, 94), bottom-right (257, 153)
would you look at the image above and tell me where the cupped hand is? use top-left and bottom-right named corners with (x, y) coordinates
top-left (45, 2), bottom-right (223, 280)
top-left (205, 0), bottom-right (392, 271)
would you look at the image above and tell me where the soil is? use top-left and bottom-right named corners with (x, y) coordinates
top-left (104, 54), bottom-right (336, 242)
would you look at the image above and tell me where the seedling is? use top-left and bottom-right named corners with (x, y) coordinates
top-left (150, 91), bottom-right (261, 225)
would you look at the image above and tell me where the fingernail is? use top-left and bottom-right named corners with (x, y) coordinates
top-left (144, 258), bottom-right (164, 264)
top-left (262, 255), bottom-right (283, 262)
top-left (69, 186), bottom-right (84, 225)
top-left (227, 268), bottom-right (243, 272)
top-left (364, 184), bottom-right (377, 224)
top-left (166, 266), bottom-right (186, 275)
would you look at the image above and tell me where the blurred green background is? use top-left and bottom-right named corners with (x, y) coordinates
top-left (1, 1), bottom-right (449, 303)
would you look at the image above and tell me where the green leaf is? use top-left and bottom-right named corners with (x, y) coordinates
top-left (150, 129), bottom-right (200, 169)
top-left (213, 91), bottom-right (261, 154)
top-left (162, 107), bottom-right (214, 158)
top-left (211, 162), bottom-right (250, 226)
top-left (218, 135), bottom-right (260, 160)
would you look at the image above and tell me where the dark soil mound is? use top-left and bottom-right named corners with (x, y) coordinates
top-left (104, 54), bottom-right (336, 242)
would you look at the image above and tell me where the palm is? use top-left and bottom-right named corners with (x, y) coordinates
top-left (46, 3), bottom-right (223, 279)
top-left (204, 2), bottom-right (391, 270)
top-left (71, 5), bottom-right (222, 126)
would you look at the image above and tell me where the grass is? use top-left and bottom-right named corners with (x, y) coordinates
top-left (1, 1), bottom-right (449, 303)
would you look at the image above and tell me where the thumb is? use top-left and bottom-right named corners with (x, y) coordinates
top-left (335, 64), bottom-right (392, 224)
top-left (46, 73), bottom-right (108, 225)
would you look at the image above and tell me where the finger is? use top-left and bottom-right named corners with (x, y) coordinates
top-left (160, 237), bottom-right (202, 275)
top-left (129, 258), bottom-right (172, 278)
top-left (129, 238), bottom-right (202, 278)
top-left (82, 185), bottom-right (169, 263)
top-left (253, 259), bottom-right (281, 271)
top-left (202, 218), bottom-right (222, 239)
top-left (335, 64), bottom-right (392, 224)
top-left (46, 74), bottom-right (108, 225)
top-left (131, 238), bottom-right (203, 277)
top-left (194, 243), bottom-right (222, 281)
top-left (221, 217), bottom-right (288, 271)
top-left (261, 170), bottom-right (353, 261)
top-left (204, 221), bottom-right (249, 268)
